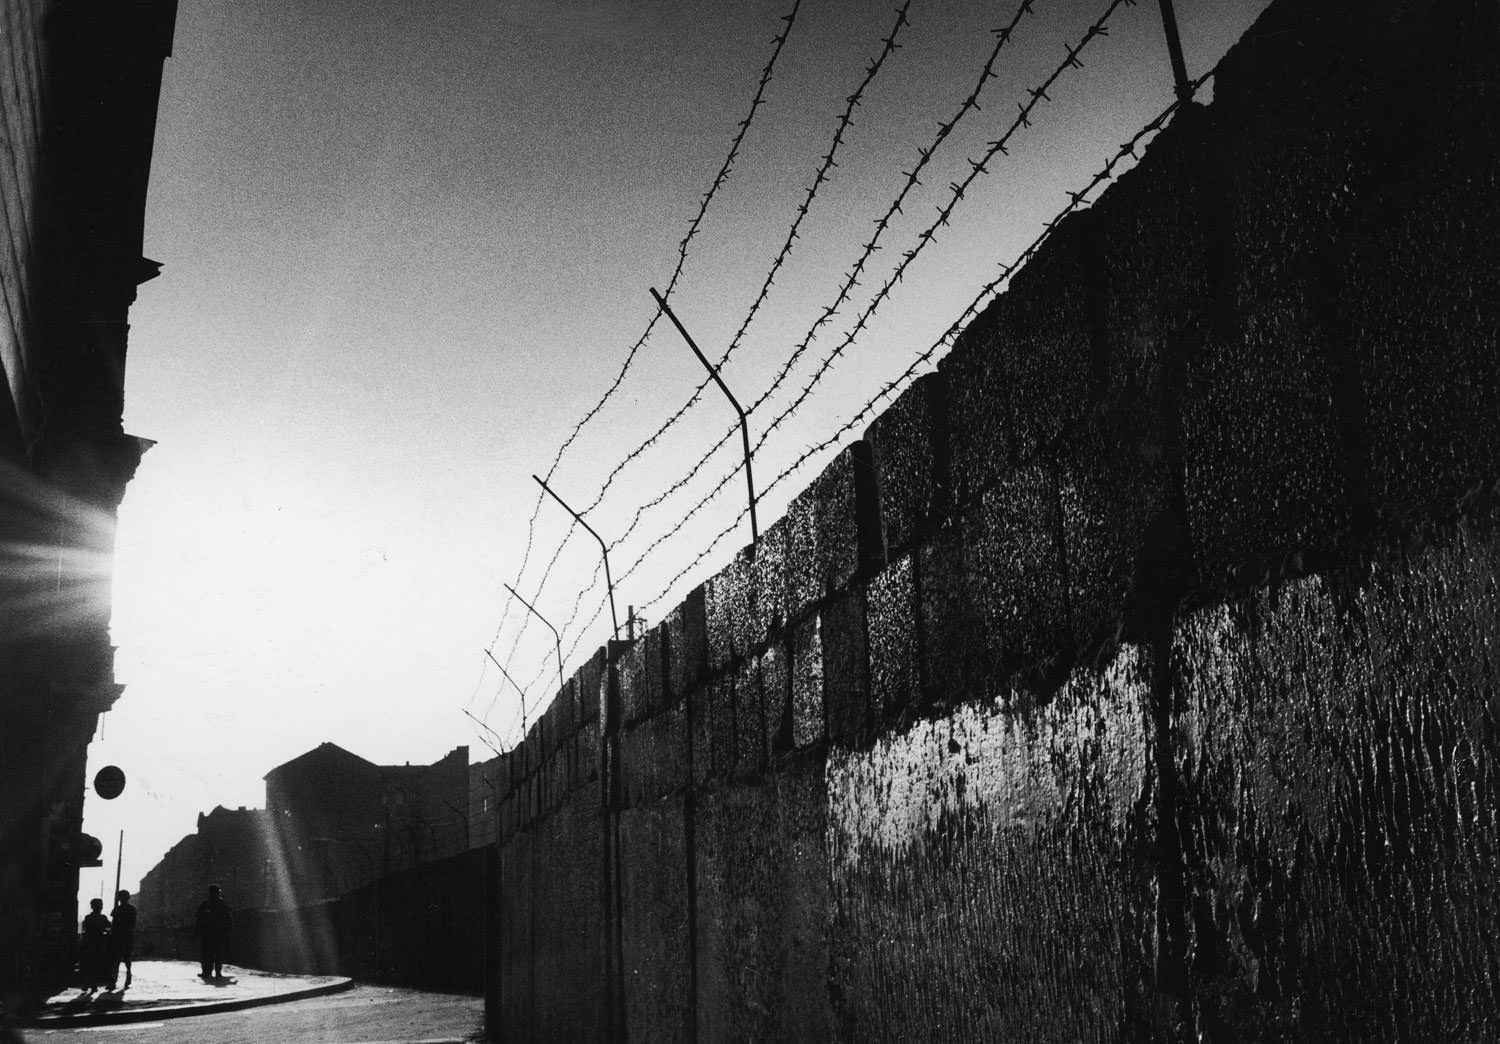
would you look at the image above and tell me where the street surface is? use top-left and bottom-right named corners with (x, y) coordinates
top-left (23, 985), bottom-right (484, 1044)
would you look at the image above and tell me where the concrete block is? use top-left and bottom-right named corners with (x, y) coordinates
top-left (603, 641), bottom-right (629, 736)
top-left (693, 753), bottom-right (832, 1044)
top-left (941, 211), bottom-right (1098, 502)
top-left (540, 695), bottom-right (563, 760)
top-left (529, 799), bottom-right (606, 1041)
top-left (486, 751), bottom-right (512, 806)
top-left (1091, 103), bottom-right (1218, 422)
top-left (1342, 166), bottom-right (1500, 526)
top-left (1210, 0), bottom-right (1483, 310)
top-left (760, 642), bottom-right (791, 759)
top-left (521, 718), bottom-right (545, 781)
top-left (497, 793), bottom-right (520, 842)
top-left (619, 632), bottom-right (665, 730)
top-left (616, 638), bottom-right (645, 731)
top-left (864, 372), bottom-right (949, 557)
top-left (993, 211), bottom-right (1100, 465)
top-left (571, 720), bottom-right (600, 792)
top-left (825, 653), bottom-right (1156, 1041)
top-left (732, 658), bottom-right (767, 779)
top-left (494, 830), bottom-right (535, 1032)
top-left (619, 796), bottom-right (692, 1044)
top-left (914, 520), bottom-right (988, 708)
top-left (1179, 287), bottom-right (1351, 586)
top-left (821, 588), bottom-right (870, 748)
top-left (620, 700), bottom-right (689, 808)
top-left (579, 646), bottom-right (606, 726)
top-left (548, 748), bottom-right (569, 815)
top-left (705, 545), bottom-right (755, 671)
top-left (533, 755), bottom-right (549, 817)
top-left (751, 512), bottom-right (789, 638)
top-left (664, 584), bottom-right (708, 698)
top-left (938, 302), bottom-right (1008, 510)
top-left (1214, 22), bottom-right (1376, 304)
top-left (704, 672), bottom-right (736, 784)
top-left (550, 676), bottom-right (578, 745)
top-left (1165, 521), bottom-right (1500, 1036)
top-left (789, 615), bottom-right (826, 750)
top-left (687, 676), bottom-right (712, 788)
top-left (782, 485), bottom-right (821, 621)
top-left (965, 462), bottom-right (1071, 689)
top-left (646, 625), bottom-right (667, 713)
top-left (1057, 415), bottom-right (1175, 659)
top-left (865, 555), bottom-right (919, 724)
top-left (806, 442), bottom-right (884, 596)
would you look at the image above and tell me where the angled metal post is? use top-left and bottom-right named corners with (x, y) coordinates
top-left (1155, 0), bottom-right (1192, 102)
top-left (650, 288), bottom-right (760, 548)
top-left (504, 583), bottom-right (566, 691)
top-left (486, 648), bottom-right (531, 736)
top-left (462, 707), bottom-right (508, 756)
top-left (534, 474), bottom-right (620, 641)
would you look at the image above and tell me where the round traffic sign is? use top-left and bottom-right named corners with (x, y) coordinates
top-left (94, 765), bottom-right (126, 800)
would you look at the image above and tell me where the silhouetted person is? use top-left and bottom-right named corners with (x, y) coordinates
top-left (107, 890), bottom-right (137, 990)
top-left (195, 884), bottom-right (233, 980)
top-left (78, 898), bottom-right (110, 992)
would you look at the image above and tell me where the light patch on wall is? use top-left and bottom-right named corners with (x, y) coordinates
top-left (825, 644), bottom-right (1150, 872)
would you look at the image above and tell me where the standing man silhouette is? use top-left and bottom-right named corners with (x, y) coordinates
top-left (107, 890), bottom-right (137, 989)
top-left (195, 884), bottom-right (233, 980)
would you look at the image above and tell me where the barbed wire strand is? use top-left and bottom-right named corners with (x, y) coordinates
top-left (638, 83), bottom-right (1202, 613)
top-left (743, 0), bottom-right (1136, 445)
top-left (537, 0), bottom-right (805, 491)
top-left (751, 0), bottom-right (1043, 417)
top-left (598, 0), bottom-right (1134, 600)
top-left (476, 0), bottom-right (805, 703)
top-left (568, 0), bottom-right (921, 526)
top-left (570, 0), bottom-right (1046, 578)
top-left (530, 0), bottom-right (926, 664)
top-left (499, 0), bottom-right (1179, 694)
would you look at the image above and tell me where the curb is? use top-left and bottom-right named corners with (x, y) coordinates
top-left (23, 976), bottom-right (356, 1029)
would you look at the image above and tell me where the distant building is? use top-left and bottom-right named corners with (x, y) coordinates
top-left (266, 742), bottom-right (470, 896)
top-left (135, 743), bottom-right (473, 929)
top-left (0, 0), bottom-right (175, 1011)
top-left (136, 807), bottom-right (275, 927)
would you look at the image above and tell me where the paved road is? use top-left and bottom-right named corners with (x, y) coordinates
top-left (22, 985), bottom-right (484, 1044)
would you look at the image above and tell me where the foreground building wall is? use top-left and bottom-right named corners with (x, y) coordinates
top-left (487, 0), bottom-right (1500, 1040)
top-left (0, 0), bottom-right (175, 1015)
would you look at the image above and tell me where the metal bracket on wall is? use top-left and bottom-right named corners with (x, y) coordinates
top-left (534, 474), bottom-right (621, 642)
top-left (650, 287), bottom-right (761, 550)
top-left (1156, 0), bottom-right (1193, 102)
top-left (503, 582), bottom-right (566, 692)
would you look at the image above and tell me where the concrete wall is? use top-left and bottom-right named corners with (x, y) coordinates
top-left (0, 0), bottom-right (47, 439)
top-left (489, 0), bottom-right (1500, 1040)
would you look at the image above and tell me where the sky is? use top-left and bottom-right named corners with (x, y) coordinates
top-left (77, 0), bottom-right (1271, 900)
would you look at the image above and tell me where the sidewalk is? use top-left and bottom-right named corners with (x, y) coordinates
top-left (26, 959), bottom-right (354, 1028)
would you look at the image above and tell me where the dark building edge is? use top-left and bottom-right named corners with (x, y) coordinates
top-left (0, 0), bottom-right (176, 1019)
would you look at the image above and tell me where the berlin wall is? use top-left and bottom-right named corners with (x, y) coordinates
top-left (488, 0), bottom-right (1500, 1039)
